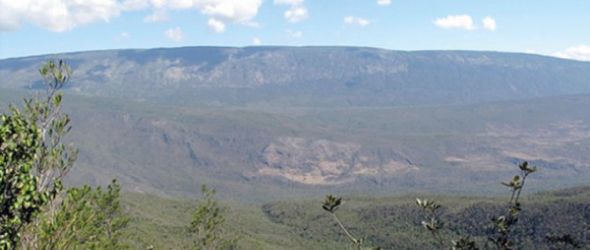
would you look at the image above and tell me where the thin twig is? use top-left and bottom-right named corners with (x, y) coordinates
top-left (331, 213), bottom-right (360, 247)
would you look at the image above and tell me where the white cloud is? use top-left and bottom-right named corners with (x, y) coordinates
top-left (208, 18), bottom-right (225, 33)
top-left (274, 0), bottom-right (303, 5)
top-left (287, 30), bottom-right (303, 38)
top-left (275, 0), bottom-right (308, 23)
top-left (143, 10), bottom-right (168, 23)
top-left (0, 0), bottom-right (263, 32)
top-left (482, 16), bottom-right (496, 31)
top-left (377, 0), bottom-right (391, 6)
top-left (434, 15), bottom-right (475, 30)
top-left (0, 0), bottom-right (120, 32)
top-left (553, 45), bottom-right (590, 61)
top-left (284, 6), bottom-right (308, 23)
top-left (198, 0), bottom-right (262, 24)
top-left (120, 0), bottom-right (149, 11)
top-left (165, 27), bottom-right (184, 42)
top-left (344, 16), bottom-right (370, 26)
top-left (252, 37), bottom-right (262, 45)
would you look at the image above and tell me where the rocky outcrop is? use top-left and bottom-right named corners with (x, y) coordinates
top-left (257, 137), bottom-right (418, 185)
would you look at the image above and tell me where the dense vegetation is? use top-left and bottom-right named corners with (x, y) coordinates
top-left (107, 183), bottom-right (590, 249)
top-left (314, 162), bottom-right (586, 249)
top-left (263, 188), bottom-right (589, 249)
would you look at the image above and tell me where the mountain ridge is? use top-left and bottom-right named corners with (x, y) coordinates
top-left (0, 46), bottom-right (574, 61)
top-left (2, 46), bottom-right (590, 107)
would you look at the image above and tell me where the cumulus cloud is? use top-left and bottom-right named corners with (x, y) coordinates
top-left (553, 45), bottom-right (590, 61)
top-left (141, 0), bottom-right (263, 31)
top-left (0, 0), bottom-right (120, 32)
top-left (198, 0), bottom-right (262, 23)
top-left (252, 37), bottom-right (262, 45)
top-left (377, 0), bottom-right (391, 6)
top-left (434, 15), bottom-right (475, 30)
top-left (482, 16), bottom-right (496, 31)
top-left (165, 27), bottom-right (184, 42)
top-left (120, 0), bottom-right (149, 11)
top-left (344, 16), bottom-right (370, 26)
top-left (0, 0), bottom-right (263, 32)
top-left (275, 0), bottom-right (308, 23)
top-left (208, 18), bottom-right (225, 33)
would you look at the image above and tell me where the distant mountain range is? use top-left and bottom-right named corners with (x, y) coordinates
top-left (1, 47), bottom-right (590, 201)
top-left (2, 46), bottom-right (590, 106)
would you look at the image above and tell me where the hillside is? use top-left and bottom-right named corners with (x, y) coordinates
top-left (2, 47), bottom-right (590, 201)
top-left (2, 47), bottom-right (590, 106)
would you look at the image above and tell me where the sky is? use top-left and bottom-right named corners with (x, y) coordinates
top-left (1, 0), bottom-right (589, 60)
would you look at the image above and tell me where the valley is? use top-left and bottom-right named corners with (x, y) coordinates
top-left (2, 85), bottom-right (590, 201)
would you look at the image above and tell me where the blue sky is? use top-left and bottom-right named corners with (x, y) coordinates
top-left (1, 0), bottom-right (589, 60)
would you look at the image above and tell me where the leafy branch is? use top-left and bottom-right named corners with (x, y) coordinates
top-left (415, 198), bottom-right (445, 248)
top-left (489, 161), bottom-right (537, 250)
